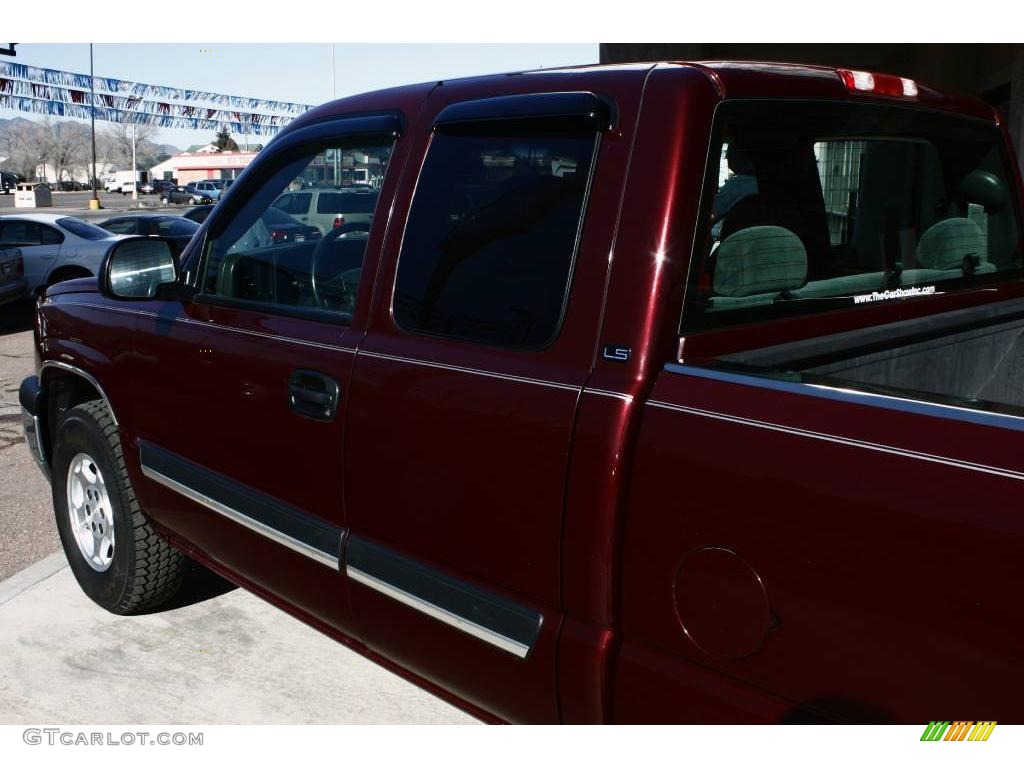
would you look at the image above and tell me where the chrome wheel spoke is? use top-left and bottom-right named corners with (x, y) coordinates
top-left (66, 453), bottom-right (114, 572)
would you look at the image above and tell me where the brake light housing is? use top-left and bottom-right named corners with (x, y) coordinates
top-left (838, 69), bottom-right (918, 98)
top-left (333, 216), bottom-right (346, 229)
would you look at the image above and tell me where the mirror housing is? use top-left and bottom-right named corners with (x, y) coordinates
top-left (100, 237), bottom-right (181, 301)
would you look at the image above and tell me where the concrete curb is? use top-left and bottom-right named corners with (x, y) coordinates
top-left (0, 552), bottom-right (67, 608)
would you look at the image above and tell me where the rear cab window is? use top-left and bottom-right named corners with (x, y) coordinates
top-left (682, 100), bottom-right (1022, 334)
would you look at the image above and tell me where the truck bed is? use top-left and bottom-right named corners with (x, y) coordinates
top-left (719, 298), bottom-right (1024, 414)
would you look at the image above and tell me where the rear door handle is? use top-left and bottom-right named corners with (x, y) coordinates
top-left (288, 369), bottom-right (340, 422)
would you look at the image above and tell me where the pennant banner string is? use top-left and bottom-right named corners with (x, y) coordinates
top-left (0, 60), bottom-right (314, 116)
top-left (0, 77), bottom-right (295, 128)
top-left (0, 92), bottom-right (285, 136)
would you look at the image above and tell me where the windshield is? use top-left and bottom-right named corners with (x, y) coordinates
top-left (57, 217), bottom-right (114, 241)
top-left (683, 101), bottom-right (1022, 332)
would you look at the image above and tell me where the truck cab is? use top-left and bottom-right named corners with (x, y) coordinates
top-left (21, 61), bottom-right (1024, 723)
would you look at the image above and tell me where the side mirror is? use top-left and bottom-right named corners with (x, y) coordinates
top-left (100, 237), bottom-right (180, 300)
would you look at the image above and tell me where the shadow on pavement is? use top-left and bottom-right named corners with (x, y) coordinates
top-left (140, 558), bottom-right (239, 614)
top-left (0, 300), bottom-right (34, 336)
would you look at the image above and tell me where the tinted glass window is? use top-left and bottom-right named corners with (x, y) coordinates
top-left (154, 218), bottom-right (199, 237)
top-left (684, 102), bottom-right (1022, 332)
top-left (57, 217), bottom-right (111, 241)
top-left (316, 192), bottom-right (377, 214)
top-left (202, 140), bottom-right (392, 319)
top-left (393, 130), bottom-right (597, 348)
top-left (0, 221), bottom-right (41, 245)
top-left (102, 219), bottom-right (139, 235)
top-left (40, 225), bottom-right (64, 245)
top-left (273, 192), bottom-right (311, 215)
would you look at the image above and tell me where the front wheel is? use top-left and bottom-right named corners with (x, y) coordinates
top-left (52, 400), bottom-right (185, 614)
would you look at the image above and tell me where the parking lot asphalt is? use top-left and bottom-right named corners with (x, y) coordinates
top-left (0, 554), bottom-right (477, 724)
top-left (0, 190), bottom-right (191, 220)
top-left (0, 302), bottom-right (59, 582)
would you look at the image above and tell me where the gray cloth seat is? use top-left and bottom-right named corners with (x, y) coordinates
top-left (915, 217), bottom-right (988, 273)
top-left (709, 226), bottom-right (807, 310)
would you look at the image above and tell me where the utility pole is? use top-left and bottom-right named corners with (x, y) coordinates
top-left (131, 120), bottom-right (138, 203)
top-left (89, 43), bottom-right (100, 210)
top-left (331, 44), bottom-right (339, 186)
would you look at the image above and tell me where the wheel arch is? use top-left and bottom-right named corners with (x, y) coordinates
top-left (40, 361), bottom-right (120, 468)
top-left (46, 264), bottom-right (94, 286)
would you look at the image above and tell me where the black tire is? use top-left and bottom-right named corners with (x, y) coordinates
top-left (52, 400), bottom-right (185, 614)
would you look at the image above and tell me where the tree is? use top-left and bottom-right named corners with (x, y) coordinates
top-left (214, 127), bottom-right (239, 152)
top-left (102, 119), bottom-right (158, 169)
top-left (2, 120), bottom-right (48, 181)
top-left (42, 120), bottom-right (90, 184)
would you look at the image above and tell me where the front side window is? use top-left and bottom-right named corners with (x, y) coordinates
top-left (393, 128), bottom-right (597, 348)
top-left (201, 140), bottom-right (392, 319)
top-left (684, 101), bottom-right (1022, 332)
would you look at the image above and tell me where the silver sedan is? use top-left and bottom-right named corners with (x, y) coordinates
top-left (0, 213), bottom-right (124, 299)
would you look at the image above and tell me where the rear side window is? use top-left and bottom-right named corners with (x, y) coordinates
top-left (0, 221), bottom-right (41, 245)
top-left (316, 192), bottom-right (377, 214)
top-left (274, 192), bottom-right (311, 215)
top-left (393, 130), bottom-right (597, 348)
top-left (683, 101), bottom-right (1022, 332)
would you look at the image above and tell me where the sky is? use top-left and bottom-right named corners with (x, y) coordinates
top-left (1, 43), bottom-right (598, 150)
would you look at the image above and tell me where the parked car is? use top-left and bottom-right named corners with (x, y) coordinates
top-left (160, 185), bottom-right (213, 205)
top-left (188, 180), bottom-right (224, 200)
top-left (1, 170), bottom-right (24, 194)
top-left (98, 214), bottom-right (200, 253)
top-left (0, 214), bottom-right (122, 297)
top-left (0, 248), bottom-right (25, 307)
top-left (272, 187), bottom-right (377, 235)
top-left (21, 62), bottom-right (1024, 724)
top-left (136, 180), bottom-right (156, 195)
top-left (152, 180), bottom-right (176, 197)
top-left (185, 204), bottom-right (318, 245)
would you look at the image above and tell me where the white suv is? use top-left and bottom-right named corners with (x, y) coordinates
top-left (271, 187), bottom-right (378, 235)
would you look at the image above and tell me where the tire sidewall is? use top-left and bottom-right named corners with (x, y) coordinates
top-left (52, 407), bottom-right (135, 611)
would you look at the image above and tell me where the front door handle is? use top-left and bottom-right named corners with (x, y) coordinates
top-left (288, 369), bottom-right (340, 421)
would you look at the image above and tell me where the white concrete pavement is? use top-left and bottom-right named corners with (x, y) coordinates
top-left (0, 553), bottom-right (478, 724)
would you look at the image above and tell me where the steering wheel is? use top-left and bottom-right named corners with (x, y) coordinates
top-left (309, 222), bottom-right (371, 311)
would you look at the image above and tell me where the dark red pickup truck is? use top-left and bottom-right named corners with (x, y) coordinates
top-left (19, 61), bottom-right (1024, 724)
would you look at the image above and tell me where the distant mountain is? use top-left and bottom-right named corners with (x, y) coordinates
top-left (0, 116), bottom-right (179, 155)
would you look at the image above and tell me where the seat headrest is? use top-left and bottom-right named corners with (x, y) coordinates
top-left (714, 226), bottom-right (807, 298)
top-left (916, 218), bottom-right (986, 271)
top-left (960, 170), bottom-right (1006, 210)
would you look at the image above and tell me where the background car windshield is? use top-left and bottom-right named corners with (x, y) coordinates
top-left (683, 101), bottom-right (1022, 332)
top-left (56, 217), bottom-right (112, 241)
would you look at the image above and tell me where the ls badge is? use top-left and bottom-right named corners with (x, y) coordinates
top-left (602, 344), bottom-right (631, 363)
